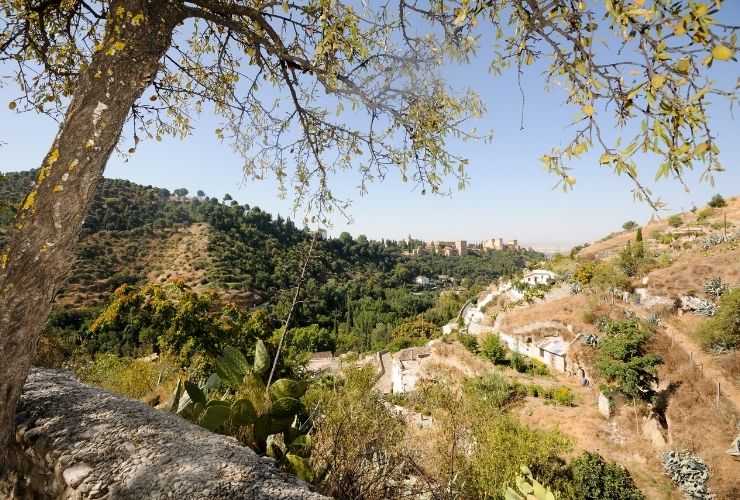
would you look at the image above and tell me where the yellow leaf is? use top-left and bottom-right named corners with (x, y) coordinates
top-left (694, 142), bottom-right (709, 156)
top-left (675, 58), bottom-right (690, 73)
top-left (453, 8), bottom-right (467, 26)
top-left (711, 45), bottom-right (734, 61)
top-left (651, 74), bottom-right (667, 89)
top-left (582, 104), bottom-right (594, 117)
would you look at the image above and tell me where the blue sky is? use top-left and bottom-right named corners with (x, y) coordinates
top-left (1, 5), bottom-right (739, 251)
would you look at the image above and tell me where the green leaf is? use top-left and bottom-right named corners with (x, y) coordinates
top-left (205, 373), bottom-right (221, 391)
top-left (199, 404), bottom-right (231, 432)
top-left (504, 487), bottom-right (525, 500)
top-left (266, 434), bottom-right (286, 461)
top-left (231, 398), bottom-right (257, 426)
top-left (215, 345), bottom-right (249, 388)
top-left (254, 415), bottom-right (271, 450)
top-left (288, 434), bottom-right (312, 457)
top-left (270, 397), bottom-right (302, 418)
top-left (269, 379), bottom-right (308, 401)
top-left (185, 381), bottom-right (206, 405)
top-left (254, 339), bottom-right (270, 378)
top-left (516, 476), bottom-right (534, 495)
top-left (169, 378), bottom-right (183, 413)
top-left (285, 453), bottom-right (314, 482)
top-left (533, 479), bottom-right (547, 499)
top-left (206, 399), bottom-right (231, 408)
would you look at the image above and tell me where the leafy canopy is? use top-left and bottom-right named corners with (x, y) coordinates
top-left (1, 1), bottom-right (737, 214)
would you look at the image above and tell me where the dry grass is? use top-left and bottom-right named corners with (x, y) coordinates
top-left (499, 294), bottom-right (606, 334)
top-left (513, 370), bottom-right (676, 499)
top-left (646, 243), bottom-right (740, 299)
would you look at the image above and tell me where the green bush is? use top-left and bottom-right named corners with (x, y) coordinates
top-left (468, 372), bottom-right (520, 409)
top-left (527, 384), bottom-right (544, 397)
top-left (459, 332), bottom-right (479, 353)
top-left (668, 214), bottom-right (683, 227)
top-left (570, 452), bottom-right (644, 499)
top-left (595, 319), bottom-right (663, 402)
top-left (306, 367), bottom-right (412, 498)
top-left (511, 352), bottom-right (528, 373)
top-left (480, 334), bottom-right (507, 364)
top-left (551, 386), bottom-right (575, 406)
top-left (696, 288), bottom-right (740, 350)
top-left (707, 194), bottom-right (727, 208)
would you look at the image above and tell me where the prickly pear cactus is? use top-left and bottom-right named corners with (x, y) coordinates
top-left (505, 466), bottom-right (556, 500)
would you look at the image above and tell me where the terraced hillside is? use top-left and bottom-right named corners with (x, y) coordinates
top-left (1, 170), bottom-right (542, 314)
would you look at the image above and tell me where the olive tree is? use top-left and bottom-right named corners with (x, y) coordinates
top-left (0, 0), bottom-right (737, 456)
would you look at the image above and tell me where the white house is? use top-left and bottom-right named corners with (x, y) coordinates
top-left (497, 332), bottom-right (569, 372)
top-left (522, 269), bottom-right (558, 286)
top-left (414, 275), bottom-right (432, 287)
top-left (391, 347), bottom-right (431, 393)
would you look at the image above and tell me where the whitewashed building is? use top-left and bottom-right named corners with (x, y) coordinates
top-left (497, 332), bottom-right (569, 372)
top-left (414, 275), bottom-right (432, 287)
top-left (391, 347), bottom-right (431, 393)
top-left (522, 269), bottom-right (558, 286)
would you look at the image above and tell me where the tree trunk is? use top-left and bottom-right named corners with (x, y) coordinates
top-left (0, 0), bottom-right (182, 458)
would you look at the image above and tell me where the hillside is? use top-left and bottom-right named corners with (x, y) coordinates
top-left (440, 193), bottom-right (740, 498)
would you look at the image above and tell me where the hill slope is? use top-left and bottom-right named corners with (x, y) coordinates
top-left (0, 170), bottom-right (542, 313)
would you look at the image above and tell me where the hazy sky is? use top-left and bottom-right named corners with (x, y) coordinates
top-left (1, 5), bottom-right (739, 251)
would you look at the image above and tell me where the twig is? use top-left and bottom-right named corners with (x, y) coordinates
top-left (266, 228), bottom-right (319, 390)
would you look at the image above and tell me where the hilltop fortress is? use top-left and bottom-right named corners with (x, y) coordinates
top-left (405, 237), bottom-right (520, 256)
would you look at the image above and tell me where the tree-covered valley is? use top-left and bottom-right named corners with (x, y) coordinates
top-left (0, 170), bottom-right (542, 370)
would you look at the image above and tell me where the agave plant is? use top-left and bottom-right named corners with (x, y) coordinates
top-left (505, 466), bottom-right (556, 500)
top-left (169, 340), bottom-right (313, 481)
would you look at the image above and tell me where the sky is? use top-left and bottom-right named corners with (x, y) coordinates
top-left (1, 4), bottom-right (739, 252)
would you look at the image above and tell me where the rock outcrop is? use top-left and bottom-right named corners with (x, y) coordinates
top-left (2, 369), bottom-right (327, 500)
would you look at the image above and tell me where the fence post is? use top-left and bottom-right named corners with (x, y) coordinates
top-left (716, 381), bottom-right (720, 408)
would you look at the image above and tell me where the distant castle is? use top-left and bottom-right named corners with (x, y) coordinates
top-left (405, 237), bottom-right (519, 256)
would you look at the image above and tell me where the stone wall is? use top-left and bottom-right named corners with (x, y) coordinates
top-left (1, 369), bottom-right (327, 500)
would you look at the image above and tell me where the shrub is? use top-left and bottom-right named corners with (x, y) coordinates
top-left (570, 452), bottom-right (644, 499)
top-left (306, 367), bottom-right (414, 499)
top-left (459, 332), bottom-right (479, 353)
top-left (480, 334), bottom-right (507, 364)
top-left (696, 288), bottom-right (740, 350)
top-left (707, 194), bottom-right (727, 208)
top-left (511, 352), bottom-right (528, 373)
top-left (704, 277), bottom-right (729, 300)
top-left (696, 207), bottom-right (714, 221)
top-left (668, 214), bottom-right (683, 227)
top-left (527, 384), bottom-right (544, 397)
top-left (622, 221), bottom-right (638, 231)
top-left (552, 386), bottom-right (575, 406)
top-left (529, 359), bottom-right (550, 376)
top-left (469, 372), bottom-right (520, 409)
top-left (595, 319), bottom-right (663, 402)
top-left (418, 376), bottom-right (572, 499)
